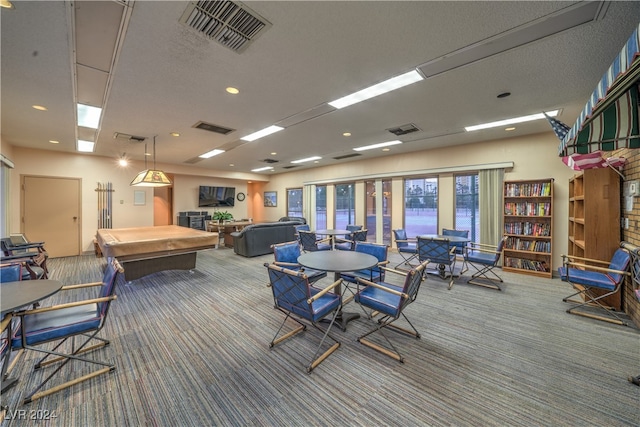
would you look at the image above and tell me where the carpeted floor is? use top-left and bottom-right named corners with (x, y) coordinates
top-left (1, 248), bottom-right (639, 426)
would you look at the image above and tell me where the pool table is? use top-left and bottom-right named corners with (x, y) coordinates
top-left (96, 225), bottom-right (218, 281)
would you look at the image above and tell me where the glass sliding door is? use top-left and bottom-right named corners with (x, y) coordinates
top-left (286, 188), bottom-right (303, 218)
top-left (404, 177), bottom-right (438, 236)
top-left (316, 185), bottom-right (327, 229)
top-left (335, 183), bottom-right (355, 230)
top-left (366, 180), bottom-right (392, 244)
top-left (455, 174), bottom-right (479, 243)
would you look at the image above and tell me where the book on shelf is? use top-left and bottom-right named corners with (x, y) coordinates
top-left (504, 182), bottom-right (552, 197)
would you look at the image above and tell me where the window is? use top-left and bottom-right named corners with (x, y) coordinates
top-left (316, 185), bottom-right (327, 230)
top-left (335, 183), bottom-right (355, 230)
top-left (404, 177), bottom-right (438, 236)
top-left (455, 174), bottom-right (479, 243)
top-left (366, 180), bottom-right (392, 244)
top-left (286, 188), bottom-right (303, 218)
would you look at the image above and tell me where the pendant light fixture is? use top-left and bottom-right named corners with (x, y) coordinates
top-left (130, 136), bottom-right (172, 187)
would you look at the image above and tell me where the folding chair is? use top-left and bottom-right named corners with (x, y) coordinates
top-left (354, 260), bottom-right (430, 362)
top-left (264, 263), bottom-right (342, 373)
top-left (463, 236), bottom-right (508, 290)
top-left (417, 236), bottom-right (457, 289)
top-left (298, 230), bottom-right (331, 252)
top-left (335, 229), bottom-right (368, 251)
top-left (11, 258), bottom-right (123, 404)
top-left (271, 240), bottom-right (327, 283)
top-left (392, 229), bottom-right (418, 270)
top-left (441, 228), bottom-right (469, 257)
top-left (559, 247), bottom-right (631, 326)
top-left (1, 237), bottom-right (49, 280)
top-left (339, 242), bottom-right (389, 300)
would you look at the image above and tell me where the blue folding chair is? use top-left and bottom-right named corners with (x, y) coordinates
top-left (463, 236), bottom-right (508, 290)
top-left (272, 241), bottom-right (327, 283)
top-left (393, 229), bottom-right (418, 270)
top-left (417, 236), bottom-right (457, 289)
top-left (559, 247), bottom-right (631, 326)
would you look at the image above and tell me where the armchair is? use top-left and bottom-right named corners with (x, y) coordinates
top-left (335, 229), bottom-right (368, 251)
top-left (441, 228), bottom-right (469, 256)
top-left (298, 230), bottom-right (331, 252)
top-left (354, 260), bottom-right (430, 362)
top-left (339, 242), bottom-right (389, 300)
top-left (1, 236), bottom-right (49, 280)
top-left (463, 236), bottom-right (508, 290)
top-left (11, 258), bottom-right (123, 404)
top-left (392, 229), bottom-right (418, 270)
top-left (264, 263), bottom-right (342, 373)
top-left (559, 247), bottom-right (631, 326)
top-left (271, 241), bottom-right (327, 283)
top-left (417, 236), bottom-right (457, 289)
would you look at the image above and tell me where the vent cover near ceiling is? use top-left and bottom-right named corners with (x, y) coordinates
top-left (261, 158), bottom-right (279, 164)
top-left (180, 1), bottom-right (272, 53)
top-left (333, 153), bottom-right (362, 160)
top-left (113, 132), bottom-right (146, 142)
top-left (193, 121), bottom-right (235, 135)
top-left (387, 123), bottom-right (421, 136)
top-left (282, 165), bottom-right (299, 169)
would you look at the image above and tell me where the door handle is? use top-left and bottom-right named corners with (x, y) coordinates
top-left (73, 216), bottom-right (78, 221)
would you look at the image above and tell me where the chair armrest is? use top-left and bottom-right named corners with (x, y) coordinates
top-left (1, 253), bottom-right (40, 262)
top-left (317, 237), bottom-right (332, 244)
top-left (395, 238), bottom-right (416, 244)
top-left (15, 295), bottom-right (117, 316)
top-left (562, 261), bottom-right (630, 276)
top-left (379, 266), bottom-right (408, 277)
top-left (561, 254), bottom-right (611, 266)
top-left (274, 261), bottom-right (300, 268)
top-left (308, 279), bottom-right (342, 303)
top-left (356, 277), bottom-right (409, 299)
top-left (60, 281), bottom-right (104, 291)
top-left (1, 313), bottom-right (12, 332)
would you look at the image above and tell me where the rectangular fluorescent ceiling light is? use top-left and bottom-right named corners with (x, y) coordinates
top-left (241, 125), bottom-right (284, 142)
top-left (465, 110), bottom-right (559, 132)
top-left (77, 103), bottom-right (102, 129)
top-left (353, 140), bottom-right (402, 151)
top-left (251, 166), bottom-right (274, 172)
top-left (77, 139), bottom-right (95, 152)
top-left (291, 156), bottom-right (321, 164)
top-left (199, 149), bottom-right (225, 159)
top-left (328, 70), bottom-right (424, 109)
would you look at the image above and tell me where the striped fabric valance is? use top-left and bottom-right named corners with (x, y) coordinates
top-left (559, 22), bottom-right (640, 156)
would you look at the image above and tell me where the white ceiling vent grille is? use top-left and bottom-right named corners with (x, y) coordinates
top-left (180, 1), bottom-right (271, 53)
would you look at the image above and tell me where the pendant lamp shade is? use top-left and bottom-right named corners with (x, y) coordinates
top-left (130, 136), bottom-right (172, 187)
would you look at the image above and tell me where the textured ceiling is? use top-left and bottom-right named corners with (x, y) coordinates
top-left (2, 1), bottom-right (640, 176)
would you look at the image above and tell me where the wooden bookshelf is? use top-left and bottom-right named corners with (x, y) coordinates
top-left (567, 168), bottom-right (621, 309)
top-left (503, 179), bottom-right (553, 278)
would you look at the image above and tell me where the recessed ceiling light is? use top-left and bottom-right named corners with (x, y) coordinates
top-left (49, 140), bottom-right (59, 144)
top-left (343, 132), bottom-right (351, 137)
top-left (229, 164), bottom-right (235, 167)
top-left (465, 110), bottom-right (559, 132)
top-left (505, 127), bottom-right (516, 131)
top-left (199, 149), bottom-right (225, 159)
top-left (32, 105), bottom-right (47, 111)
top-left (251, 166), bottom-right (274, 172)
top-left (382, 148), bottom-right (390, 151)
top-left (291, 156), bottom-right (321, 164)
top-left (1, 1), bottom-right (15, 9)
top-left (270, 152), bottom-right (277, 156)
top-left (353, 140), bottom-right (402, 151)
top-left (77, 140), bottom-right (95, 152)
top-left (170, 132), bottom-right (180, 137)
top-left (226, 87), bottom-right (239, 94)
top-left (77, 103), bottom-right (102, 129)
top-left (241, 125), bottom-right (284, 142)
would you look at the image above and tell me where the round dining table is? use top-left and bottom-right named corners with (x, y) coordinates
top-left (298, 250), bottom-right (378, 331)
top-left (313, 229), bottom-right (352, 249)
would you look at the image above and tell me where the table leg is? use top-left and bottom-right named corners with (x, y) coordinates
top-left (322, 271), bottom-right (360, 331)
top-left (1, 314), bottom-right (18, 394)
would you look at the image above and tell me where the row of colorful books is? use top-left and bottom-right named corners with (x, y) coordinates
top-left (504, 221), bottom-right (551, 236)
top-left (504, 257), bottom-right (550, 272)
top-left (505, 237), bottom-right (551, 253)
top-left (504, 182), bottom-right (552, 197)
top-left (504, 202), bottom-right (551, 216)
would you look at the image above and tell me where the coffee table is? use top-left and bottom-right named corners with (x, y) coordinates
top-left (298, 251), bottom-right (378, 331)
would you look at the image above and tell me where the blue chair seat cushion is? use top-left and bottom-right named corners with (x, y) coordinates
top-left (335, 242), bottom-right (353, 251)
top-left (465, 251), bottom-right (496, 265)
top-left (398, 243), bottom-right (416, 253)
top-left (13, 304), bottom-right (102, 348)
top-left (340, 269), bottom-right (382, 284)
top-left (281, 287), bottom-right (340, 323)
top-left (558, 267), bottom-right (617, 291)
top-left (355, 282), bottom-right (403, 318)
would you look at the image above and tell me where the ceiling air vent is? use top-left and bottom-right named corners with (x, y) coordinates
top-left (387, 123), bottom-right (421, 136)
top-left (282, 165), bottom-right (299, 169)
top-left (193, 121), bottom-right (235, 135)
top-left (333, 153), bottom-right (362, 160)
top-left (261, 158), bottom-right (279, 164)
top-left (180, 1), bottom-right (272, 53)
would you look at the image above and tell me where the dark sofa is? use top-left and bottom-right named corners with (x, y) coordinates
top-left (231, 219), bottom-right (305, 257)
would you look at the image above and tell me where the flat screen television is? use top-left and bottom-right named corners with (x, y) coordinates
top-left (198, 186), bottom-right (235, 207)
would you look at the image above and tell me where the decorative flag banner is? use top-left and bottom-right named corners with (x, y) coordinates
top-left (561, 151), bottom-right (626, 171)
